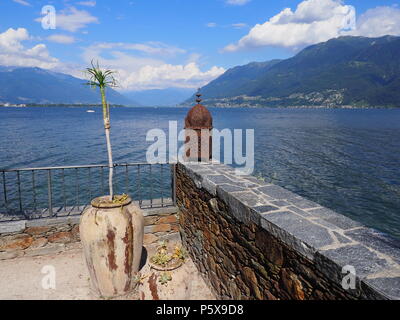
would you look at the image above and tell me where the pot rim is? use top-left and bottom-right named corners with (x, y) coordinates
top-left (149, 259), bottom-right (184, 271)
top-left (91, 195), bottom-right (132, 209)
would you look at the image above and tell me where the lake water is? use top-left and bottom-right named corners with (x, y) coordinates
top-left (0, 106), bottom-right (400, 239)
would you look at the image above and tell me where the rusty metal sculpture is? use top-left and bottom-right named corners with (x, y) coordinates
top-left (184, 90), bottom-right (213, 162)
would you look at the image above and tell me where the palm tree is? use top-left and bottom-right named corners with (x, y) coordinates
top-left (85, 60), bottom-right (117, 201)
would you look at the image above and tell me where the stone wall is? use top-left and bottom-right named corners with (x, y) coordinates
top-left (0, 205), bottom-right (179, 260)
top-left (0, 216), bottom-right (81, 260)
top-left (143, 206), bottom-right (179, 245)
top-left (176, 162), bottom-right (400, 300)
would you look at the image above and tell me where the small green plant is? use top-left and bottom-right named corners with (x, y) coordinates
top-left (150, 241), bottom-right (186, 269)
top-left (151, 249), bottom-right (172, 266)
top-left (172, 246), bottom-right (187, 261)
top-left (157, 240), bottom-right (169, 250)
top-left (132, 272), bottom-right (147, 288)
top-left (159, 272), bottom-right (172, 285)
top-left (112, 193), bottom-right (129, 204)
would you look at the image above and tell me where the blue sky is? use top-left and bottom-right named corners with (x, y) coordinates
top-left (0, 0), bottom-right (399, 91)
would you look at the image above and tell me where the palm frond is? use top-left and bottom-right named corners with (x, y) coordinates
top-left (83, 59), bottom-right (118, 89)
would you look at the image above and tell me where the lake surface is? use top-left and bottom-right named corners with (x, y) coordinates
top-left (0, 106), bottom-right (400, 239)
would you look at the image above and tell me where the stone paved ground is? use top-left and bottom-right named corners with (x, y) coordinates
top-left (0, 239), bottom-right (215, 300)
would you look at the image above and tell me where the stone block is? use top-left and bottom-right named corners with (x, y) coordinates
top-left (206, 175), bottom-right (235, 185)
top-left (71, 225), bottom-right (80, 240)
top-left (270, 200), bottom-right (290, 208)
top-left (0, 250), bottom-right (24, 260)
top-left (279, 268), bottom-right (306, 300)
top-left (26, 216), bottom-right (80, 227)
top-left (0, 220), bottom-right (26, 234)
top-left (144, 216), bottom-right (158, 226)
top-left (66, 242), bottom-right (82, 250)
top-left (263, 211), bottom-right (335, 249)
top-left (143, 206), bottom-right (178, 217)
top-left (24, 243), bottom-right (65, 257)
top-left (344, 228), bottom-right (400, 265)
top-left (144, 234), bottom-right (158, 245)
top-left (0, 234), bottom-right (33, 251)
top-left (258, 185), bottom-right (298, 200)
top-left (286, 206), bottom-right (311, 217)
top-left (25, 226), bottom-right (52, 235)
top-left (30, 237), bottom-right (48, 249)
top-left (144, 224), bottom-right (171, 234)
top-left (364, 277), bottom-right (400, 300)
top-left (288, 197), bottom-right (321, 210)
top-left (252, 205), bottom-right (278, 214)
top-left (307, 208), bottom-right (362, 230)
top-left (48, 231), bottom-right (73, 243)
top-left (218, 184), bottom-right (246, 193)
top-left (157, 215), bottom-right (177, 224)
top-left (320, 244), bottom-right (392, 278)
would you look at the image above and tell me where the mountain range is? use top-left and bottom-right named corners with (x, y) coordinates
top-left (1, 36), bottom-right (399, 108)
top-left (189, 35), bottom-right (400, 108)
top-left (0, 66), bottom-right (135, 106)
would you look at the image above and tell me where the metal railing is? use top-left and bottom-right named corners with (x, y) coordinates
top-left (0, 162), bottom-right (177, 222)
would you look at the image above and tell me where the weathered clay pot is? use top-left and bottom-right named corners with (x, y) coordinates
top-left (126, 201), bottom-right (144, 272)
top-left (80, 195), bottom-right (144, 298)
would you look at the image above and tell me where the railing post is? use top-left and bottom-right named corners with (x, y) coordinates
top-left (75, 168), bottom-right (79, 208)
top-left (150, 164), bottom-right (153, 207)
top-left (2, 171), bottom-right (8, 213)
top-left (160, 164), bottom-right (164, 207)
top-left (47, 169), bottom-right (54, 217)
top-left (17, 171), bottom-right (23, 213)
top-left (62, 168), bottom-right (66, 211)
top-left (172, 163), bottom-right (177, 206)
top-left (125, 164), bottom-right (129, 195)
top-left (32, 170), bottom-right (37, 211)
top-left (137, 165), bottom-right (142, 207)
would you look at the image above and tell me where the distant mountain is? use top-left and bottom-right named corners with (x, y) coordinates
top-left (190, 36), bottom-right (400, 108)
top-left (195, 59), bottom-right (282, 99)
top-left (124, 88), bottom-right (195, 106)
top-left (0, 66), bottom-right (136, 106)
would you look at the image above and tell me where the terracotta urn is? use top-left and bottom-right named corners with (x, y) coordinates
top-left (80, 195), bottom-right (144, 298)
top-left (126, 201), bottom-right (144, 272)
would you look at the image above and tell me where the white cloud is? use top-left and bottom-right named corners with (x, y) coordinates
top-left (231, 23), bottom-right (247, 29)
top-left (226, 0), bottom-right (251, 6)
top-left (35, 6), bottom-right (98, 32)
top-left (350, 6), bottom-right (400, 38)
top-left (77, 1), bottom-right (96, 7)
top-left (47, 34), bottom-right (76, 44)
top-left (223, 0), bottom-right (355, 51)
top-left (13, 0), bottom-right (31, 6)
top-left (82, 42), bottom-right (225, 90)
top-left (85, 41), bottom-right (186, 57)
top-left (206, 22), bottom-right (217, 28)
top-left (124, 63), bottom-right (225, 90)
top-left (0, 28), bottom-right (59, 69)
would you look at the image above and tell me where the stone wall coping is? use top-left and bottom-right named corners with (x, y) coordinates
top-left (179, 161), bottom-right (400, 300)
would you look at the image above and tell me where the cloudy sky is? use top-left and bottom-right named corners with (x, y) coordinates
top-left (0, 0), bottom-right (399, 92)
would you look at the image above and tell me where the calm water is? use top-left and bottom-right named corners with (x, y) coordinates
top-left (0, 107), bottom-right (400, 238)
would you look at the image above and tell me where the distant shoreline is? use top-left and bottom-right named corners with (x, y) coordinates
top-left (0, 104), bottom-right (132, 108)
top-left (1, 104), bottom-right (399, 109)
